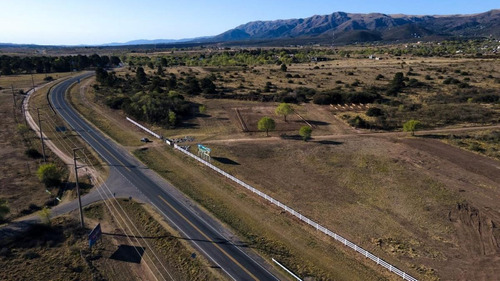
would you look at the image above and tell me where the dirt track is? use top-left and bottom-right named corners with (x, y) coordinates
top-left (398, 137), bottom-right (500, 280)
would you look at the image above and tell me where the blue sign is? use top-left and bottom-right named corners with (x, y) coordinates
top-left (197, 144), bottom-right (211, 153)
top-left (88, 223), bottom-right (102, 248)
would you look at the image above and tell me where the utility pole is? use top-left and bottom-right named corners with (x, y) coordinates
top-left (73, 148), bottom-right (85, 228)
top-left (11, 85), bottom-right (17, 122)
top-left (31, 73), bottom-right (35, 90)
top-left (37, 108), bottom-right (47, 163)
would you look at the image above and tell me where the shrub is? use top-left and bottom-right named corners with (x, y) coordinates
top-left (37, 163), bottom-right (62, 188)
top-left (25, 148), bottom-right (42, 159)
top-left (348, 116), bottom-right (367, 128)
top-left (366, 107), bottom-right (384, 117)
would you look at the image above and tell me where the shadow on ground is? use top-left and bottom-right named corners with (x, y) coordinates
top-left (110, 245), bottom-right (145, 264)
top-left (212, 157), bottom-right (240, 165)
top-left (316, 140), bottom-right (343, 145)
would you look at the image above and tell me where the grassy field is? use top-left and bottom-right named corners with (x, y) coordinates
top-left (84, 199), bottom-right (219, 281)
top-left (133, 146), bottom-right (390, 280)
top-left (61, 52), bottom-right (500, 280)
top-left (71, 75), bottom-right (392, 280)
top-left (0, 199), bottom-right (217, 281)
top-left (0, 73), bottom-right (78, 221)
top-left (0, 91), bottom-right (52, 220)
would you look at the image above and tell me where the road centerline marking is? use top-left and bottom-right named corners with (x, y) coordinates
top-left (157, 195), bottom-right (259, 281)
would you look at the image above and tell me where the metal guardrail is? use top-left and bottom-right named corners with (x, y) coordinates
top-left (174, 144), bottom-right (418, 281)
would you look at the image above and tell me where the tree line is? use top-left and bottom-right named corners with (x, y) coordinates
top-left (0, 54), bottom-right (121, 75)
top-left (94, 66), bottom-right (220, 127)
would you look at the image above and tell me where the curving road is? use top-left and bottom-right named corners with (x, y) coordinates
top-left (50, 73), bottom-right (280, 281)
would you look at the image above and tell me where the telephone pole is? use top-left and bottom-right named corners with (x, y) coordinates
top-left (31, 73), bottom-right (35, 90)
top-left (37, 108), bottom-right (47, 163)
top-left (11, 85), bottom-right (17, 122)
top-left (73, 148), bottom-right (85, 228)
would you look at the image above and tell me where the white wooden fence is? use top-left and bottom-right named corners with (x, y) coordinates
top-left (126, 117), bottom-right (162, 139)
top-left (123, 116), bottom-right (417, 280)
top-left (174, 144), bottom-right (418, 281)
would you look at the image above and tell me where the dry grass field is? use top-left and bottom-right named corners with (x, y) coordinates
top-left (17, 50), bottom-right (498, 280)
top-left (0, 72), bottom-right (77, 220)
top-left (0, 199), bottom-right (217, 281)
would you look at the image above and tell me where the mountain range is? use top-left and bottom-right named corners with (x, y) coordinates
top-left (2, 10), bottom-right (499, 47)
top-left (211, 9), bottom-right (500, 44)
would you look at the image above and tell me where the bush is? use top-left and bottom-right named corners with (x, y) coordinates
top-left (443, 77), bottom-right (461, 85)
top-left (348, 116), bottom-right (367, 128)
top-left (299, 126), bottom-right (313, 141)
top-left (37, 163), bottom-right (62, 188)
top-left (25, 148), bottom-right (42, 159)
top-left (366, 107), bottom-right (384, 117)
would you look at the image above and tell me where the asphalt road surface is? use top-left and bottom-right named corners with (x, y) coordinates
top-left (50, 73), bottom-right (280, 281)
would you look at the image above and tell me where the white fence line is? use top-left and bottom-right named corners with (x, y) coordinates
top-left (174, 146), bottom-right (418, 281)
top-left (126, 117), bottom-right (162, 139)
top-left (272, 258), bottom-right (303, 281)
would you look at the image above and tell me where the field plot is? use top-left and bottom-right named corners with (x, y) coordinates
top-left (207, 136), bottom-right (500, 281)
top-left (236, 105), bottom-right (306, 132)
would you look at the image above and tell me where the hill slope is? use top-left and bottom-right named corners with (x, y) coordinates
top-left (213, 9), bottom-right (500, 43)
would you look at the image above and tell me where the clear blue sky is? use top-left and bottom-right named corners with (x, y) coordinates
top-left (1, 0), bottom-right (498, 45)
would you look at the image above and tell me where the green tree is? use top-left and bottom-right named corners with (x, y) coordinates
top-left (275, 103), bottom-right (293, 122)
top-left (199, 105), bottom-right (207, 114)
top-left (157, 65), bottom-right (165, 76)
top-left (258, 117), bottom-right (275, 137)
top-left (200, 77), bottom-right (216, 94)
top-left (37, 163), bottom-right (62, 188)
top-left (280, 63), bottom-right (287, 72)
top-left (299, 126), bottom-right (312, 141)
top-left (403, 120), bottom-right (421, 136)
top-left (387, 72), bottom-right (405, 96)
top-left (168, 111), bottom-right (176, 127)
top-left (0, 199), bottom-right (9, 222)
top-left (39, 206), bottom-right (51, 225)
top-left (136, 67), bottom-right (147, 85)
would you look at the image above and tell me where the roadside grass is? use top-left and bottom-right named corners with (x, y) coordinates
top-left (0, 216), bottom-right (94, 281)
top-left (83, 199), bottom-right (219, 281)
top-left (0, 199), bottom-right (218, 281)
top-left (0, 72), bottom-right (80, 220)
top-left (134, 147), bottom-right (390, 281)
top-left (67, 77), bottom-right (142, 147)
top-left (28, 77), bottom-right (103, 169)
top-left (0, 92), bottom-right (51, 220)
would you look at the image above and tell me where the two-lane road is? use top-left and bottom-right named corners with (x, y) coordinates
top-left (50, 73), bottom-right (279, 281)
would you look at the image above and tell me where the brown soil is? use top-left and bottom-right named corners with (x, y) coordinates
top-left (207, 134), bottom-right (500, 281)
top-left (399, 138), bottom-right (500, 280)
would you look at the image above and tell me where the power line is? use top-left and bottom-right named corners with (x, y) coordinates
top-left (39, 109), bottom-right (173, 280)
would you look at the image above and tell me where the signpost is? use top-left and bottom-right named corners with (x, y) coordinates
top-left (197, 144), bottom-right (211, 162)
top-left (88, 223), bottom-right (102, 248)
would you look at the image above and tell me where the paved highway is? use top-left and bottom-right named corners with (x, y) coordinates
top-left (50, 73), bottom-right (280, 281)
